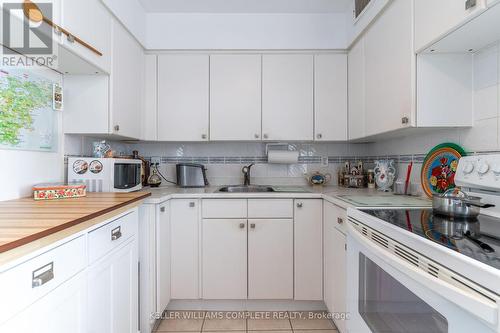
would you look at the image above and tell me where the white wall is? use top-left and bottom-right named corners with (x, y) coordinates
top-left (145, 13), bottom-right (348, 49)
top-left (102, 0), bottom-right (147, 47)
top-left (0, 69), bottom-right (64, 201)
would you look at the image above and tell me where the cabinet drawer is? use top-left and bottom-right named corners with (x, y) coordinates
top-left (202, 199), bottom-right (247, 218)
top-left (248, 199), bottom-right (293, 218)
top-left (0, 235), bottom-right (86, 325)
top-left (88, 210), bottom-right (138, 263)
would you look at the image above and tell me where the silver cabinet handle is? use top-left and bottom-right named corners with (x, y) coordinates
top-left (160, 206), bottom-right (166, 212)
top-left (67, 34), bottom-right (75, 43)
top-left (254, 134), bottom-right (260, 139)
top-left (239, 223), bottom-right (245, 229)
top-left (337, 217), bottom-right (344, 224)
top-left (189, 202), bottom-right (195, 208)
top-left (263, 134), bottom-right (268, 139)
top-left (250, 223), bottom-right (256, 229)
top-left (32, 262), bottom-right (54, 288)
top-left (316, 133), bottom-right (322, 139)
top-left (111, 226), bottom-right (122, 241)
top-left (201, 134), bottom-right (207, 140)
top-left (114, 125), bottom-right (120, 131)
top-left (401, 117), bottom-right (409, 125)
top-left (465, 0), bottom-right (477, 10)
top-left (296, 202), bottom-right (303, 208)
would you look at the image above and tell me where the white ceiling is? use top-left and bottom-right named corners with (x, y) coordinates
top-left (138, 0), bottom-right (351, 13)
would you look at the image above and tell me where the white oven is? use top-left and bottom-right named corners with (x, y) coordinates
top-left (346, 217), bottom-right (500, 333)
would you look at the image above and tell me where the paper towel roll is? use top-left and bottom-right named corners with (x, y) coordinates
top-left (267, 150), bottom-right (299, 164)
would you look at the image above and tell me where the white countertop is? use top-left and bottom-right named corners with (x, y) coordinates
top-left (142, 185), bottom-right (432, 209)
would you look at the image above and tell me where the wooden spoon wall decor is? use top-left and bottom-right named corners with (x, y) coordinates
top-left (22, 0), bottom-right (103, 56)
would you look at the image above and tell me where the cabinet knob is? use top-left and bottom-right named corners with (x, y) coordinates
top-left (201, 134), bottom-right (207, 140)
top-left (239, 223), bottom-right (245, 229)
top-left (296, 202), bottom-right (303, 208)
top-left (160, 207), bottom-right (166, 212)
top-left (401, 117), bottom-right (409, 125)
top-left (465, 0), bottom-right (477, 10)
top-left (263, 134), bottom-right (268, 139)
top-left (316, 133), bottom-right (322, 139)
top-left (254, 133), bottom-right (260, 139)
top-left (337, 217), bottom-right (344, 224)
top-left (114, 125), bottom-right (120, 131)
top-left (67, 34), bottom-right (75, 43)
top-left (250, 223), bottom-right (256, 229)
top-left (189, 202), bottom-right (195, 207)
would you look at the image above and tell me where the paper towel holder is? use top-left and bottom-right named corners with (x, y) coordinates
top-left (265, 143), bottom-right (295, 155)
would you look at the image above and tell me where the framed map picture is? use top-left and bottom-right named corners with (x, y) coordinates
top-left (0, 68), bottom-right (59, 152)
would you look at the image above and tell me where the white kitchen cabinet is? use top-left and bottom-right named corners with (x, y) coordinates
top-left (62, 0), bottom-right (112, 73)
top-left (138, 204), bottom-right (158, 333)
top-left (158, 55), bottom-right (209, 141)
top-left (364, 0), bottom-right (414, 137)
top-left (348, 39), bottom-right (365, 140)
top-left (170, 199), bottom-right (200, 299)
top-left (294, 199), bottom-right (323, 300)
top-left (110, 19), bottom-right (144, 139)
top-left (63, 20), bottom-right (143, 139)
top-left (143, 55), bottom-right (158, 141)
top-left (323, 202), bottom-right (347, 333)
top-left (157, 202), bottom-right (171, 313)
top-left (0, 272), bottom-right (87, 333)
top-left (202, 219), bottom-right (247, 299)
top-left (210, 55), bottom-right (262, 141)
top-left (262, 55), bottom-right (314, 141)
top-left (248, 219), bottom-right (293, 299)
top-left (314, 54), bottom-right (348, 141)
top-left (88, 239), bottom-right (139, 333)
top-left (415, 0), bottom-right (487, 52)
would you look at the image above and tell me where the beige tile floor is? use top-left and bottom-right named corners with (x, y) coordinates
top-left (155, 311), bottom-right (338, 333)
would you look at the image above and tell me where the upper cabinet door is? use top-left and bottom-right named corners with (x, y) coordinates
top-left (210, 55), bottom-right (262, 141)
top-left (142, 55), bottom-right (158, 141)
top-left (314, 54), bottom-right (348, 141)
top-left (415, 0), bottom-right (487, 52)
top-left (62, 0), bottom-right (112, 73)
top-left (158, 55), bottom-right (209, 141)
top-left (262, 55), bottom-right (314, 141)
top-left (348, 39), bottom-right (366, 140)
top-left (111, 20), bottom-right (144, 139)
top-left (364, 0), bottom-right (414, 137)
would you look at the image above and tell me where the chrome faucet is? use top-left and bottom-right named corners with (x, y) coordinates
top-left (242, 163), bottom-right (254, 186)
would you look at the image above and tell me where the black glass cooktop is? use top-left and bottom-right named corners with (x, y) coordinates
top-left (363, 209), bottom-right (500, 270)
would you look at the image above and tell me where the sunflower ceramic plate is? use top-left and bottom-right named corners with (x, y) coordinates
top-left (421, 143), bottom-right (466, 198)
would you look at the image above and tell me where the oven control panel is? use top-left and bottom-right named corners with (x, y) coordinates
top-left (455, 154), bottom-right (500, 191)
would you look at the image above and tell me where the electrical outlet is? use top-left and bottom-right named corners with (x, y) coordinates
top-left (151, 156), bottom-right (161, 165)
top-left (321, 156), bottom-right (329, 167)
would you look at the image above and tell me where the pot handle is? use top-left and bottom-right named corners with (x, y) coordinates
top-left (462, 200), bottom-right (495, 209)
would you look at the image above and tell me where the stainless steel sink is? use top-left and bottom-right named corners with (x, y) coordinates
top-left (217, 185), bottom-right (275, 193)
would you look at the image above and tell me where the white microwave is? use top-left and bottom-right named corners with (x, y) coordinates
top-left (67, 157), bottom-right (142, 192)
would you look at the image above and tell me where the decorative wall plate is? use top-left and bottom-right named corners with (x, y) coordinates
top-left (421, 143), bottom-right (466, 198)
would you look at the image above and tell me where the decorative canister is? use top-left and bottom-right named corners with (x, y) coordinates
top-left (367, 169), bottom-right (375, 189)
top-left (33, 182), bottom-right (86, 200)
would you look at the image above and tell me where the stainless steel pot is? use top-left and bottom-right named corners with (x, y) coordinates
top-left (432, 188), bottom-right (494, 219)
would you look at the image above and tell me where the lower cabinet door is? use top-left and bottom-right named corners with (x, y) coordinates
top-left (88, 239), bottom-right (138, 333)
top-left (331, 227), bottom-right (347, 333)
top-left (0, 272), bottom-right (87, 333)
top-left (202, 219), bottom-right (247, 299)
top-left (248, 219), bottom-right (293, 299)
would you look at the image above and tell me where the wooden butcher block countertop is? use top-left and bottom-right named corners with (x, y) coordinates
top-left (0, 192), bottom-right (151, 255)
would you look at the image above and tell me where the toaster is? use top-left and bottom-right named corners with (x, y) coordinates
top-left (176, 163), bottom-right (209, 188)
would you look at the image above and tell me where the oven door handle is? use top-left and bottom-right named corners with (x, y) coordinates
top-left (347, 222), bottom-right (499, 326)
